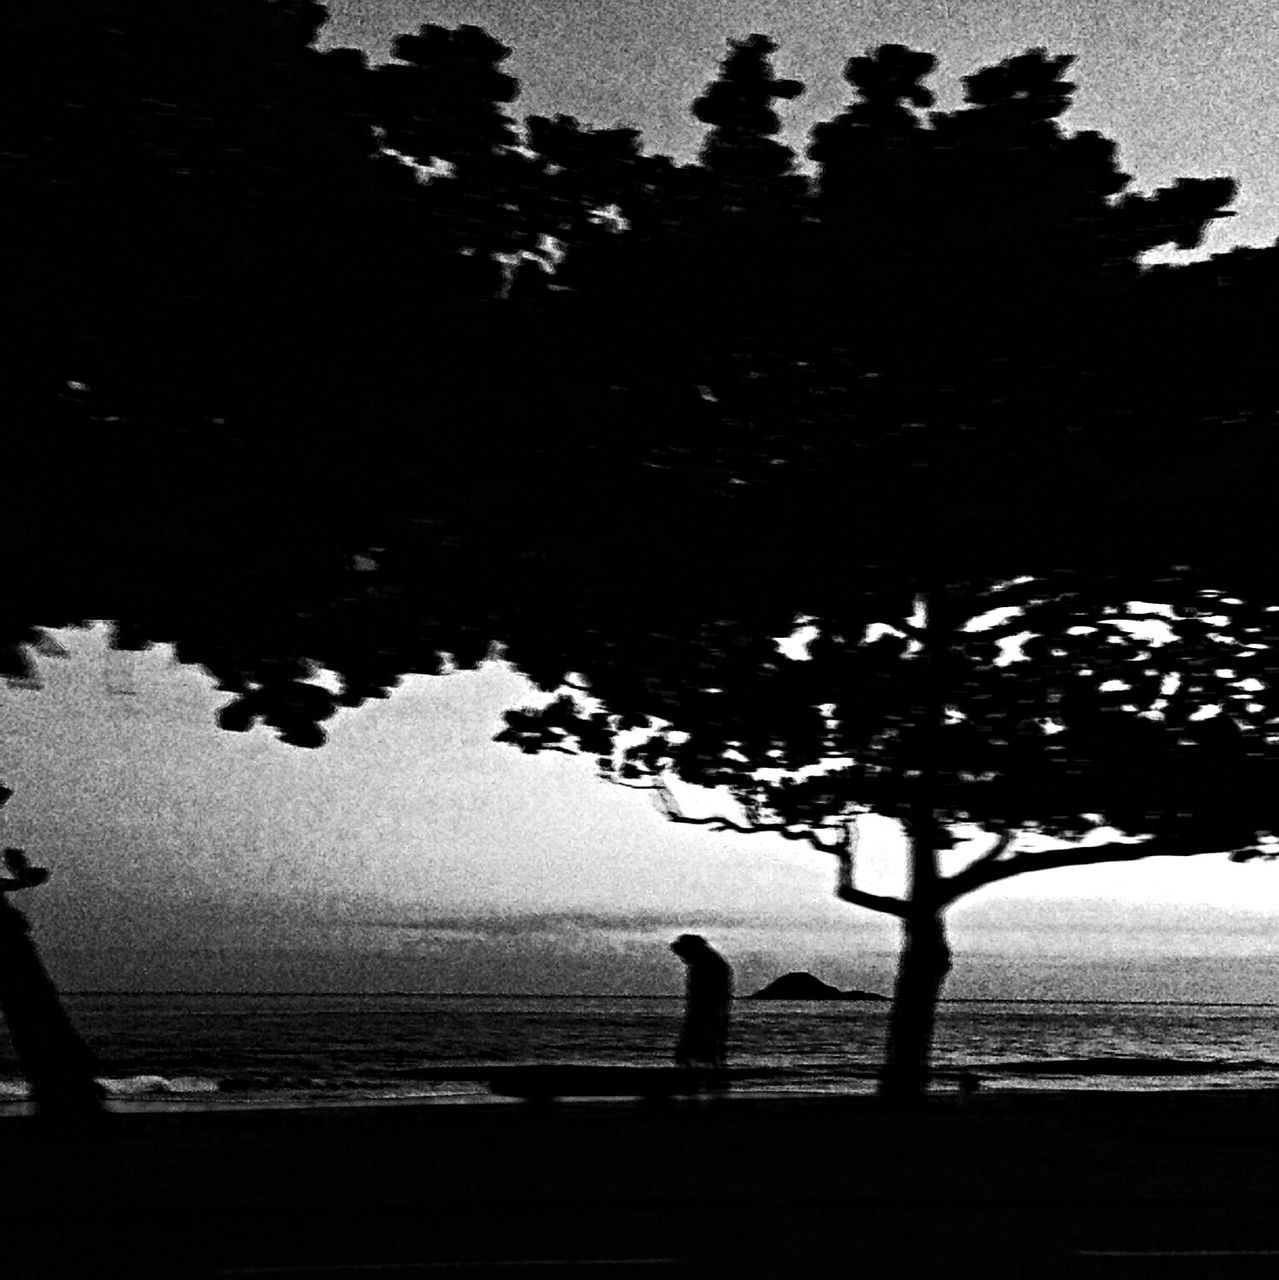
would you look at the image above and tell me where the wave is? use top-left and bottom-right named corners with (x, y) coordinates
top-left (2, 1055), bottom-right (1273, 1104)
top-left (0, 1074), bottom-right (223, 1101)
top-left (0, 1072), bottom-right (487, 1105)
top-left (100, 1074), bottom-right (222, 1096)
top-left (976, 1056), bottom-right (1279, 1078)
top-left (215, 1071), bottom-right (486, 1096)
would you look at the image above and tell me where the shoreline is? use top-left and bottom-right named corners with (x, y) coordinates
top-left (2, 1067), bottom-right (1278, 1120)
top-left (0, 1078), bottom-right (1275, 1124)
top-left (3, 1075), bottom-right (1278, 1120)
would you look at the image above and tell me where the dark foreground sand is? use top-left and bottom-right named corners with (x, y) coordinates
top-left (3, 1090), bottom-right (1279, 1279)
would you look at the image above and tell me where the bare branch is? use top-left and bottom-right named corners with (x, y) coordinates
top-left (942, 836), bottom-right (1252, 902)
top-left (662, 803), bottom-right (829, 847)
top-left (948, 828), bottom-right (1016, 883)
top-left (835, 881), bottom-right (910, 917)
top-left (844, 817), bottom-right (861, 865)
top-left (648, 783), bottom-right (908, 916)
top-left (832, 818), bottom-right (909, 917)
top-left (650, 777), bottom-right (681, 819)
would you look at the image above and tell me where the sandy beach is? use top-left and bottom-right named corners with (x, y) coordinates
top-left (2, 1090), bottom-right (1279, 1278)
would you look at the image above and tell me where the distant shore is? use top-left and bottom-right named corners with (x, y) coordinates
top-left (58, 990), bottom-right (1279, 1003)
top-left (2, 1090), bottom-right (1279, 1277)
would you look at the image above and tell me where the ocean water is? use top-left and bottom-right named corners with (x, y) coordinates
top-left (1, 994), bottom-right (1277, 1112)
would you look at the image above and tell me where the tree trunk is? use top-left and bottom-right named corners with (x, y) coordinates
top-left (875, 585), bottom-right (955, 1100)
top-left (879, 909), bottom-right (952, 1100)
top-left (0, 900), bottom-right (106, 1129)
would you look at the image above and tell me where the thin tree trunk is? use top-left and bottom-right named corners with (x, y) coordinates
top-left (877, 584), bottom-right (953, 1100)
top-left (0, 900), bottom-right (106, 1129)
top-left (879, 908), bottom-right (952, 1100)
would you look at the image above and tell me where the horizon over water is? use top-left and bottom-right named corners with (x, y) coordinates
top-left (61, 990), bottom-right (1279, 1006)
top-left (0, 992), bottom-right (1274, 1113)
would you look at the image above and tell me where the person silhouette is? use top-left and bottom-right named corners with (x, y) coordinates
top-left (0, 824), bottom-right (106, 1129)
top-left (670, 934), bottom-right (733, 1071)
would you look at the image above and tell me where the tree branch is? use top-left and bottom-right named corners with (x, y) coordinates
top-left (651, 784), bottom-right (909, 917)
top-left (832, 819), bottom-right (909, 917)
top-left (835, 881), bottom-right (910, 916)
top-left (942, 836), bottom-right (1251, 902)
top-left (948, 828), bottom-right (1016, 884)
top-left (651, 778), bottom-right (835, 849)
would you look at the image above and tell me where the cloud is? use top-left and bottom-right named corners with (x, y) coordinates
top-left (355, 909), bottom-right (763, 940)
top-left (346, 907), bottom-right (901, 958)
top-left (349, 910), bottom-right (779, 961)
top-left (949, 896), bottom-right (1279, 957)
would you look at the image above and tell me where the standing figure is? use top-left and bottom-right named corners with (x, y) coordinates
top-left (0, 832), bottom-right (106, 1128)
top-left (670, 933), bottom-right (733, 1069)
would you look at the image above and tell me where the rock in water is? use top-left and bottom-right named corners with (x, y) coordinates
top-left (750, 971), bottom-right (888, 1001)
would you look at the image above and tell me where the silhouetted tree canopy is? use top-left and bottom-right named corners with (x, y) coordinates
top-left (497, 581), bottom-right (1279, 852)
top-left (1, 10), bottom-right (1274, 760)
top-left (0, 1), bottom-right (531, 740)
top-left (493, 574), bottom-right (1279, 1095)
top-left (6, 7), bottom-right (1279, 1091)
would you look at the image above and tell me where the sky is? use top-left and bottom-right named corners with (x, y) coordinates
top-left (321, 0), bottom-right (1279, 263)
top-left (6, 1), bottom-right (1279, 1000)
top-left (4, 625), bottom-right (1279, 1000)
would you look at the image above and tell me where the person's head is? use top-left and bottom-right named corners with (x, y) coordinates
top-left (670, 933), bottom-right (708, 960)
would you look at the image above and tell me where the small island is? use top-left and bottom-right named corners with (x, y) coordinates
top-left (750, 972), bottom-right (888, 1002)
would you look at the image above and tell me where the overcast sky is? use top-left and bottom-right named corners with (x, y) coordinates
top-left (4, 626), bottom-right (1279, 999)
top-left (322, 0), bottom-right (1279, 262)
top-left (7, 1), bottom-right (1279, 998)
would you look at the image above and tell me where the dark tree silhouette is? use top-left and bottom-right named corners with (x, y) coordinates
top-left (692, 32), bottom-right (806, 215)
top-left (495, 580), bottom-right (1279, 1096)
top-left (372, 21), bottom-right (536, 295)
top-left (483, 41), bottom-right (1277, 1096)
top-left (0, 791), bottom-right (105, 1128)
top-left (0, 1), bottom-right (543, 737)
top-left (3, 20), bottom-right (1259, 703)
top-left (3, 13), bottom-right (1279, 1096)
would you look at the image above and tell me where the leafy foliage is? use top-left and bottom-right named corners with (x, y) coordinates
top-left (497, 582), bottom-right (1279, 881)
top-left (0, 11), bottom-right (1274, 778)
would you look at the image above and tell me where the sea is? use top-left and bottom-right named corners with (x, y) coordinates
top-left (2, 994), bottom-right (1278, 1114)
